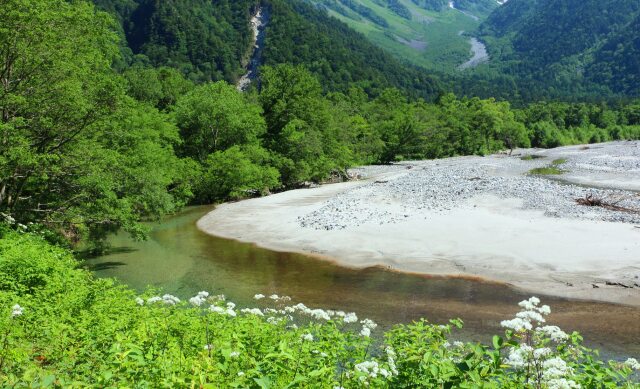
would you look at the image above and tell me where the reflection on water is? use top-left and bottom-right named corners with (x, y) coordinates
top-left (86, 206), bottom-right (640, 358)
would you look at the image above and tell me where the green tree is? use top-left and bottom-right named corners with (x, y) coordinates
top-left (259, 65), bottom-right (335, 185)
top-left (0, 0), bottom-right (189, 244)
top-left (198, 145), bottom-right (280, 201)
top-left (174, 82), bottom-right (266, 163)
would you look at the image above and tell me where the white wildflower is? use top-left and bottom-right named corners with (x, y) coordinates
top-left (386, 346), bottom-right (399, 376)
top-left (162, 294), bottom-right (180, 305)
top-left (241, 308), bottom-right (264, 316)
top-left (443, 341), bottom-right (451, 348)
top-left (204, 344), bottom-right (213, 350)
top-left (518, 296), bottom-right (541, 310)
top-left (210, 306), bottom-right (225, 314)
top-left (516, 310), bottom-right (546, 323)
top-left (534, 347), bottom-right (552, 359)
top-left (500, 317), bottom-right (533, 332)
top-left (543, 357), bottom-right (572, 380)
top-left (230, 351), bottom-right (240, 358)
top-left (355, 360), bottom-right (380, 378)
top-left (504, 344), bottom-right (533, 368)
top-left (135, 297), bottom-right (144, 306)
top-left (546, 379), bottom-right (581, 389)
top-left (238, 371), bottom-right (245, 377)
top-left (538, 326), bottom-right (569, 342)
top-left (301, 333), bottom-right (314, 342)
top-left (189, 295), bottom-right (206, 306)
top-left (11, 304), bottom-right (23, 317)
top-left (254, 294), bottom-right (265, 300)
top-left (453, 341), bottom-right (464, 348)
top-left (147, 296), bottom-right (162, 304)
top-left (343, 312), bottom-right (358, 323)
top-left (226, 302), bottom-right (236, 309)
top-left (309, 309), bottom-right (331, 321)
top-left (2, 213), bottom-right (15, 224)
top-left (360, 318), bottom-right (377, 330)
top-left (320, 352), bottom-right (328, 357)
top-left (360, 327), bottom-right (371, 338)
top-left (269, 294), bottom-right (279, 300)
top-left (624, 358), bottom-right (640, 370)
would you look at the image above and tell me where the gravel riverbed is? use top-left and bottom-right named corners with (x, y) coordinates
top-left (299, 142), bottom-right (640, 230)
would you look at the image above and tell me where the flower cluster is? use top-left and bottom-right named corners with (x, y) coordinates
top-left (625, 358), bottom-right (640, 370)
top-left (189, 291), bottom-right (209, 306)
top-left (211, 302), bottom-right (237, 316)
top-left (145, 294), bottom-right (181, 305)
top-left (11, 304), bottom-right (23, 318)
top-left (500, 296), bottom-right (550, 332)
top-left (360, 318), bottom-right (378, 338)
top-left (240, 308), bottom-right (263, 316)
top-left (543, 357), bottom-right (580, 389)
top-left (352, 359), bottom-right (394, 385)
top-left (501, 297), bottom-right (582, 389)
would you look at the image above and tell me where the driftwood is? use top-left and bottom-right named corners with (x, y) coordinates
top-left (575, 193), bottom-right (640, 213)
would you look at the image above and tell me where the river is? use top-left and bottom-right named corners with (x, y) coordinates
top-left (459, 37), bottom-right (489, 69)
top-left (86, 206), bottom-right (640, 359)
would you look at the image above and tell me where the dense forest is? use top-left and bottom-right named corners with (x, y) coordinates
top-left (93, 0), bottom-right (442, 99)
top-left (2, 0), bottom-right (640, 248)
top-left (476, 0), bottom-right (640, 98)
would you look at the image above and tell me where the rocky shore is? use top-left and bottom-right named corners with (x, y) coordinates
top-left (198, 142), bottom-right (640, 306)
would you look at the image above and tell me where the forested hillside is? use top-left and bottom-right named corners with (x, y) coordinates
top-left (478, 0), bottom-right (640, 97)
top-left (93, 0), bottom-right (441, 99)
top-left (305, 0), bottom-right (498, 73)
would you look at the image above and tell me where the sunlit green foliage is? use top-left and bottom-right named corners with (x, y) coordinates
top-left (0, 0), bottom-right (190, 244)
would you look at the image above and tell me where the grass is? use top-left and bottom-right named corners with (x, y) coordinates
top-left (525, 157), bottom-right (567, 174)
top-left (528, 166), bottom-right (564, 175)
top-left (520, 155), bottom-right (545, 160)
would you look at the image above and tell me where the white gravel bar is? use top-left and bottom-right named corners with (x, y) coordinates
top-left (198, 141), bottom-right (640, 306)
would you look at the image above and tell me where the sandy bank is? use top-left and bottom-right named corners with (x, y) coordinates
top-left (198, 142), bottom-right (640, 306)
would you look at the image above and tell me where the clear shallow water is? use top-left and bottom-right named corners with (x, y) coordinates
top-left (86, 206), bottom-right (640, 358)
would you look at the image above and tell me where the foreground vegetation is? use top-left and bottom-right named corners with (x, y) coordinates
top-left (0, 226), bottom-right (638, 387)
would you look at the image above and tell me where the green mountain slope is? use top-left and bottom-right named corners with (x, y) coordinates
top-left (305, 0), bottom-right (499, 72)
top-left (586, 13), bottom-right (640, 96)
top-left (93, 0), bottom-right (441, 99)
top-left (478, 0), bottom-right (640, 97)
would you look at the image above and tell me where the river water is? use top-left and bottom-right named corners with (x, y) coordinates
top-left (87, 206), bottom-right (640, 358)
